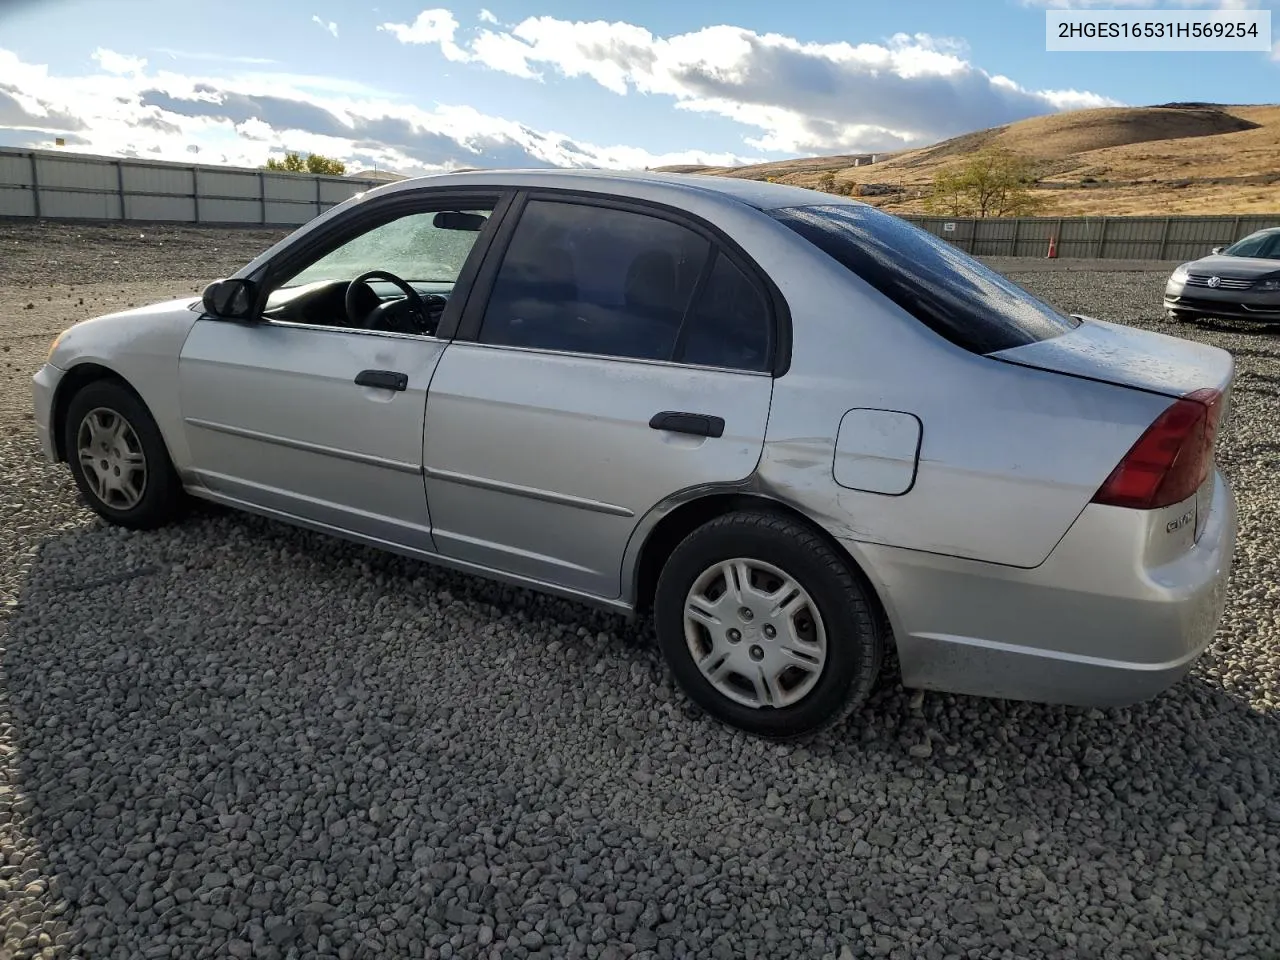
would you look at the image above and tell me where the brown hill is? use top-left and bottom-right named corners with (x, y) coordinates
top-left (661, 104), bottom-right (1280, 216)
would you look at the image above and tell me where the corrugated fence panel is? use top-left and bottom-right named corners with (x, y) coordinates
top-left (199, 198), bottom-right (263, 224)
top-left (38, 157), bottom-right (118, 191)
top-left (39, 189), bottom-right (120, 220)
top-left (265, 174), bottom-right (317, 203)
top-left (263, 200), bottom-right (314, 225)
top-left (200, 170), bottom-right (261, 199)
top-left (0, 147), bottom-right (384, 227)
top-left (121, 164), bottom-right (193, 197)
top-left (1165, 216), bottom-right (1242, 262)
top-left (320, 179), bottom-right (364, 203)
top-left (127, 195), bottom-right (196, 221)
top-left (0, 153), bottom-right (34, 186)
top-left (0, 186), bottom-right (35, 217)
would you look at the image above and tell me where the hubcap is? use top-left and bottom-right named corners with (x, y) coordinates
top-left (76, 407), bottom-right (147, 510)
top-left (683, 558), bottom-right (827, 709)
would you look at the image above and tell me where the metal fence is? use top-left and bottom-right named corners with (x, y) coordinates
top-left (0, 147), bottom-right (385, 226)
top-left (2, 147), bottom-right (1278, 259)
top-left (900, 214), bottom-right (1280, 262)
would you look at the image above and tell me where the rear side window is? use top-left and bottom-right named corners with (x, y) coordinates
top-left (678, 252), bottom-right (771, 371)
top-left (479, 199), bottom-right (710, 361)
top-left (477, 198), bottom-right (773, 371)
top-left (769, 204), bottom-right (1079, 354)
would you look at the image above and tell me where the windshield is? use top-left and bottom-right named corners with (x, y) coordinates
top-left (768, 203), bottom-right (1080, 354)
top-left (1221, 230), bottom-right (1280, 259)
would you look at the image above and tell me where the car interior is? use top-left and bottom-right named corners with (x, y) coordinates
top-left (259, 209), bottom-right (490, 336)
top-left (251, 201), bottom-right (772, 369)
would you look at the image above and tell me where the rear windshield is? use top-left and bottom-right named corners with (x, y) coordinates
top-left (768, 204), bottom-right (1080, 354)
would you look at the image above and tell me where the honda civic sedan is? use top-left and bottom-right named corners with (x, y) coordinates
top-left (33, 169), bottom-right (1237, 739)
top-left (1164, 226), bottom-right (1280, 324)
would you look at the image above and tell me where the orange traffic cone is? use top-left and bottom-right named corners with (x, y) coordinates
top-left (1046, 236), bottom-right (1058, 259)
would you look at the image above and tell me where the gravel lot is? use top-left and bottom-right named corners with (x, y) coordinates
top-left (2, 219), bottom-right (1279, 960)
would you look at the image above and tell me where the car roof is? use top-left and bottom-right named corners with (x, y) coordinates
top-left (363, 167), bottom-right (862, 212)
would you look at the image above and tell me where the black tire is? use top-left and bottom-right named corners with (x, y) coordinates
top-left (63, 378), bottom-right (184, 530)
top-left (653, 511), bottom-right (883, 740)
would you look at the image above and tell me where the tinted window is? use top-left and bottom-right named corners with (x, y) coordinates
top-left (480, 200), bottom-right (710, 361)
top-left (678, 252), bottom-right (771, 371)
top-left (769, 204), bottom-right (1079, 354)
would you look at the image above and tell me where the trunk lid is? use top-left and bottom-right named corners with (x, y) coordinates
top-left (989, 315), bottom-right (1234, 400)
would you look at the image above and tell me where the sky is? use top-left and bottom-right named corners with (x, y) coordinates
top-left (0, 0), bottom-right (1277, 175)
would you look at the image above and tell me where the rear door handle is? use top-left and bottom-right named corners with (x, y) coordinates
top-left (649, 411), bottom-right (725, 438)
top-left (354, 369), bottom-right (408, 392)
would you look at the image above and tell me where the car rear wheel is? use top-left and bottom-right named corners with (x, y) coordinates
top-left (653, 511), bottom-right (883, 739)
top-left (63, 379), bottom-right (184, 530)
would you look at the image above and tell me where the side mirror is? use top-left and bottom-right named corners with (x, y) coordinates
top-left (433, 210), bottom-right (487, 232)
top-left (1211, 246), bottom-right (1224, 255)
top-left (201, 278), bottom-right (258, 319)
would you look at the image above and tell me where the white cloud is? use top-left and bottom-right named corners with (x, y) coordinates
top-left (153, 48), bottom-right (279, 65)
top-left (377, 11), bottom-right (1120, 154)
top-left (478, 8), bottom-right (498, 23)
top-left (0, 46), bottom-right (754, 173)
top-left (378, 9), bottom-right (467, 59)
top-left (92, 48), bottom-right (147, 76)
top-left (311, 16), bottom-right (339, 39)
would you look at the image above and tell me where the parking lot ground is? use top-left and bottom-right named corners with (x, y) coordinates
top-left (1, 220), bottom-right (1278, 960)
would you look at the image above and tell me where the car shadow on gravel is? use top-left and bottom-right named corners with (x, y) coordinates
top-left (4, 509), bottom-right (1280, 959)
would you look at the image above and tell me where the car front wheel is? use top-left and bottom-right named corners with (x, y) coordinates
top-left (63, 379), bottom-right (184, 530)
top-left (654, 511), bottom-right (883, 739)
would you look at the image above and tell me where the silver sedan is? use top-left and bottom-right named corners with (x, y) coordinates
top-left (33, 170), bottom-right (1237, 739)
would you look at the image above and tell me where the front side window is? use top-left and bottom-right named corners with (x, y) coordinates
top-left (260, 203), bottom-right (495, 333)
top-left (282, 207), bottom-right (492, 290)
top-left (769, 203), bottom-right (1080, 355)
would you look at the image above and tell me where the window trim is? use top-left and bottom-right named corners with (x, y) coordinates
top-left (454, 188), bottom-right (792, 376)
top-left (238, 188), bottom-right (516, 341)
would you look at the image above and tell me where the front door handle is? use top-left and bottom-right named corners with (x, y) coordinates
top-left (355, 369), bottom-right (408, 392)
top-left (649, 411), bottom-right (725, 438)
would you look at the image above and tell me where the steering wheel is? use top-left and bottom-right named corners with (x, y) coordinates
top-left (344, 270), bottom-right (432, 334)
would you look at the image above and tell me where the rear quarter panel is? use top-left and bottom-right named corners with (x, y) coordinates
top-left (743, 228), bottom-right (1173, 569)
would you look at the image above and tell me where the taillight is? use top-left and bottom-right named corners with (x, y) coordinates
top-left (1091, 387), bottom-right (1223, 510)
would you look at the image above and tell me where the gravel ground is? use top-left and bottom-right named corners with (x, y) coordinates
top-left (2, 219), bottom-right (1279, 960)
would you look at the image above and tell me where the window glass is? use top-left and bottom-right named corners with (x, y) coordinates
top-left (479, 200), bottom-right (711, 361)
top-left (1256, 233), bottom-right (1280, 260)
top-left (678, 252), bottom-right (771, 371)
top-left (1222, 231), bottom-right (1272, 258)
top-left (769, 203), bottom-right (1079, 355)
top-left (280, 207), bottom-right (492, 290)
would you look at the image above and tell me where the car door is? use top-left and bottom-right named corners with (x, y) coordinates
top-left (178, 194), bottom-right (502, 548)
top-left (422, 193), bottom-right (779, 598)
